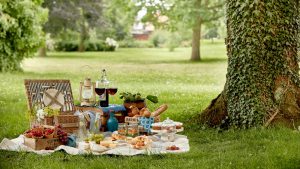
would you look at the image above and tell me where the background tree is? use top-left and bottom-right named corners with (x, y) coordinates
top-left (96, 0), bottom-right (138, 40)
top-left (199, 0), bottom-right (300, 128)
top-left (138, 0), bottom-right (224, 61)
top-left (0, 0), bottom-right (48, 71)
top-left (41, 0), bottom-right (104, 54)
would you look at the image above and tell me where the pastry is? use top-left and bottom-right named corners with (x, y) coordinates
top-left (175, 122), bottom-right (183, 129)
top-left (166, 145), bottom-right (180, 151)
top-left (111, 134), bottom-right (126, 141)
top-left (151, 123), bottom-right (162, 130)
top-left (130, 135), bottom-right (151, 149)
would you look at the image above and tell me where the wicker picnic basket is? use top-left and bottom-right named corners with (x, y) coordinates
top-left (24, 79), bottom-right (79, 133)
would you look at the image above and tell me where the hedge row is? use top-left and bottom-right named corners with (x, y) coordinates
top-left (55, 41), bottom-right (115, 52)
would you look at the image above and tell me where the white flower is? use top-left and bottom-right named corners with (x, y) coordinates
top-left (36, 109), bottom-right (48, 122)
top-left (105, 37), bottom-right (119, 48)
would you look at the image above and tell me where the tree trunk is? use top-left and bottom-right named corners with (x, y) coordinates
top-left (78, 37), bottom-right (85, 52)
top-left (191, 21), bottom-right (202, 61)
top-left (78, 21), bottom-right (89, 52)
top-left (199, 0), bottom-right (300, 128)
top-left (38, 46), bottom-right (47, 57)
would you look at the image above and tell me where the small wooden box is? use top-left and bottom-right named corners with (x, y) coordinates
top-left (24, 137), bottom-right (62, 150)
top-left (54, 115), bottom-right (79, 133)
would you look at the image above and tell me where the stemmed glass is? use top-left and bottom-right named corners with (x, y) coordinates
top-left (95, 80), bottom-right (106, 106)
top-left (107, 81), bottom-right (118, 105)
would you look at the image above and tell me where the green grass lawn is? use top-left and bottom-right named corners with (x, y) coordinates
top-left (1, 40), bottom-right (300, 169)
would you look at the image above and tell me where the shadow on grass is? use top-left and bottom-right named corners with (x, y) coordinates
top-left (44, 52), bottom-right (227, 64)
top-left (45, 52), bottom-right (104, 59)
top-left (126, 57), bottom-right (227, 65)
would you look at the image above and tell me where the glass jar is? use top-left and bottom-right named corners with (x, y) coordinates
top-left (161, 118), bottom-right (176, 133)
top-left (127, 123), bottom-right (138, 137)
top-left (118, 123), bottom-right (127, 135)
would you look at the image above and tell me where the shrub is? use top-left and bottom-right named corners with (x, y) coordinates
top-left (55, 41), bottom-right (78, 51)
top-left (0, 0), bottom-right (48, 72)
top-left (167, 33), bottom-right (181, 52)
top-left (118, 39), bottom-right (154, 48)
top-left (55, 41), bottom-right (116, 52)
top-left (149, 30), bottom-right (168, 48)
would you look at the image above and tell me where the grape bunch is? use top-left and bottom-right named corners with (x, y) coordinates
top-left (57, 129), bottom-right (68, 144)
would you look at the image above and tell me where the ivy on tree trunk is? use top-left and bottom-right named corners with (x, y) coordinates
top-left (199, 0), bottom-right (300, 128)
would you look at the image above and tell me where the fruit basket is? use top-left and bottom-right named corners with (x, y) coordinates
top-left (23, 125), bottom-right (68, 150)
top-left (24, 137), bottom-right (62, 150)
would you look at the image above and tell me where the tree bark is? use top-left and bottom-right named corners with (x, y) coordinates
top-left (191, 21), bottom-right (202, 61)
top-left (38, 45), bottom-right (47, 57)
top-left (78, 21), bottom-right (89, 52)
top-left (78, 37), bottom-right (85, 52)
top-left (199, 0), bottom-right (300, 128)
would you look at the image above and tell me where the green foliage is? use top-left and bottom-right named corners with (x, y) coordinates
top-left (136, 0), bottom-right (224, 55)
top-left (43, 106), bottom-right (59, 116)
top-left (55, 41), bottom-right (79, 51)
top-left (167, 32), bottom-right (181, 51)
top-left (118, 40), bottom-right (154, 48)
top-left (204, 27), bottom-right (219, 39)
top-left (119, 92), bottom-right (158, 103)
top-left (149, 30), bottom-right (169, 47)
top-left (42, 0), bottom-right (104, 36)
top-left (99, 0), bottom-right (138, 41)
top-left (1, 47), bottom-right (300, 168)
top-left (0, 0), bottom-right (48, 72)
top-left (55, 41), bottom-right (115, 52)
top-left (225, 0), bottom-right (299, 128)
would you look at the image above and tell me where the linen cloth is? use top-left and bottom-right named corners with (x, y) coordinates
top-left (0, 134), bottom-right (189, 156)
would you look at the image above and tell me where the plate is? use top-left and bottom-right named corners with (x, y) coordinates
top-left (42, 89), bottom-right (65, 110)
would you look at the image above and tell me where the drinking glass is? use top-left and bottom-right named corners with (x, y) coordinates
top-left (107, 81), bottom-right (118, 104)
top-left (95, 80), bottom-right (106, 106)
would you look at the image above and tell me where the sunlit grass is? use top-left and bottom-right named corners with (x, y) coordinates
top-left (1, 40), bottom-right (300, 169)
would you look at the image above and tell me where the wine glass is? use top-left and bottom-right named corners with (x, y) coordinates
top-left (95, 80), bottom-right (106, 106)
top-left (107, 81), bottom-right (118, 105)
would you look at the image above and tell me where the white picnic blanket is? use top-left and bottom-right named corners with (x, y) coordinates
top-left (0, 134), bottom-right (189, 156)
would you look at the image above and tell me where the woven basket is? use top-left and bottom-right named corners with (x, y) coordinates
top-left (44, 116), bottom-right (54, 126)
top-left (24, 79), bottom-right (75, 114)
top-left (54, 115), bottom-right (79, 133)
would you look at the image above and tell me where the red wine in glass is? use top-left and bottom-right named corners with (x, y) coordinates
top-left (95, 88), bottom-right (105, 95)
top-left (107, 88), bottom-right (118, 95)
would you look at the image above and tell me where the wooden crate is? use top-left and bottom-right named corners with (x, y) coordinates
top-left (54, 115), bottom-right (79, 133)
top-left (24, 137), bottom-right (62, 150)
top-left (44, 116), bottom-right (54, 126)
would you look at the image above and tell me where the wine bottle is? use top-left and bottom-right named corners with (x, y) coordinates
top-left (99, 69), bottom-right (109, 107)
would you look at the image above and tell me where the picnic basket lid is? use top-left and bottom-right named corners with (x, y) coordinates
top-left (24, 79), bottom-right (75, 114)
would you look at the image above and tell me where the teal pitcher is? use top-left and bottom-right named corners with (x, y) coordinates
top-left (107, 111), bottom-right (118, 132)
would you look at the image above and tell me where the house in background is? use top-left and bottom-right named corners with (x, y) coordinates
top-left (131, 9), bottom-right (168, 41)
top-left (131, 21), bottom-right (154, 40)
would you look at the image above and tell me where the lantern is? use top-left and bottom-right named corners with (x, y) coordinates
top-left (79, 78), bottom-right (96, 106)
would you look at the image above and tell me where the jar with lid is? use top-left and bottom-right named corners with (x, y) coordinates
top-left (118, 123), bottom-right (127, 135)
top-left (127, 123), bottom-right (138, 137)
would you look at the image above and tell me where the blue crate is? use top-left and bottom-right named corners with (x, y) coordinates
top-left (138, 117), bottom-right (155, 133)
